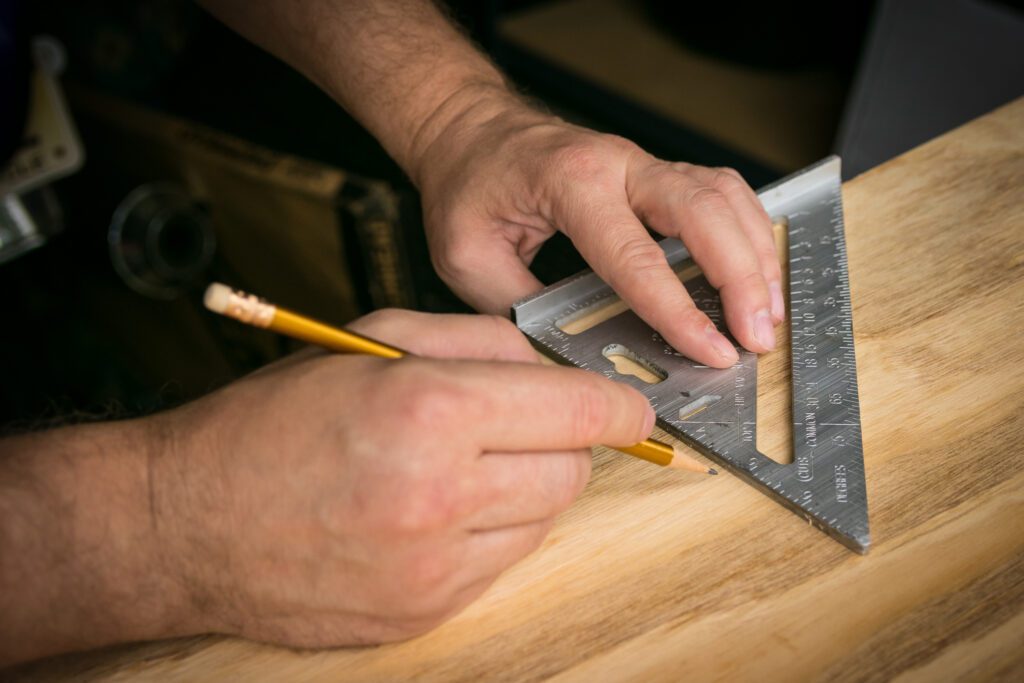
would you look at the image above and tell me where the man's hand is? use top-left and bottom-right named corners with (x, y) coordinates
top-left (415, 102), bottom-right (784, 368)
top-left (0, 310), bottom-right (653, 664)
top-left (156, 310), bottom-right (651, 648)
top-left (199, 0), bottom-right (784, 368)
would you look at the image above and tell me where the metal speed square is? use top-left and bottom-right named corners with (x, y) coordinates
top-left (513, 156), bottom-right (869, 553)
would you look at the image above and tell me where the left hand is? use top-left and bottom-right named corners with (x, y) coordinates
top-left (415, 103), bottom-right (784, 369)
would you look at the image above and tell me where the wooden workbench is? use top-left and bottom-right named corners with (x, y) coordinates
top-left (9, 100), bottom-right (1024, 682)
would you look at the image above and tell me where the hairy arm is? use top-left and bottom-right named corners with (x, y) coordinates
top-left (199, 0), bottom-right (782, 368)
top-left (0, 421), bottom-right (191, 666)
top-left (197, 0), bottom-right (512, 185)
top-left (0, 311), bottom-right (653, 666)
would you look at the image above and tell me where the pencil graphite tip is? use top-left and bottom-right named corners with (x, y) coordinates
top-left (708, 468), bottom-right (718, 476)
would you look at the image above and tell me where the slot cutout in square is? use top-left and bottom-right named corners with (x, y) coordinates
top-left (602, 344), bottom-right (667, 385)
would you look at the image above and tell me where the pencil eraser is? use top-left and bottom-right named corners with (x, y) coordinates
top-left (204, 282), bottom-right (232, 313)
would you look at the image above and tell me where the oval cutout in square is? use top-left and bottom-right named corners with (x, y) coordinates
top-left (602, 344), bottom-right (667, 384)
top-left (678, 394), bottom-right (723, 420)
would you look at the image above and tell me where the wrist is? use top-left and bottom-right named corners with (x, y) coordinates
top-left (404, 80), bottom-right (550, 189)
top-left (63, 417), bottom-right (201, 644)
top-left (0, 418), bottom-right (197, 664)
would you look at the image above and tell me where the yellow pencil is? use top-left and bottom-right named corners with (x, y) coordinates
top-left (203, 283), bottom-right (716, 475)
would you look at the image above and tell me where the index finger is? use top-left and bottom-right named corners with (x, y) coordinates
top-left (446, 360), bottom-right (656, 452)
top-left (559, 189), bottom-right (739, 368)
top-left (628, 161), bottom-right (776, 355)
top-left (347, 309), bottom-right (540, 364)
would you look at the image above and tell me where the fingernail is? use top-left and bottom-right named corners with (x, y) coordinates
top-left (705, 324), bottom-right (738, 363)
top-left (769, 281), bottom-right (785, 322)
top-left (641, 406), bottom-right (656, 436)
top-left (754, 310), bottom-right (775, 350)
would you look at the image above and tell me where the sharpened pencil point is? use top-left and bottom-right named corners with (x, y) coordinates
top-left (666, 443), bottom-right (717, 474)
top-left (708, 468), bottom-right (718, 475)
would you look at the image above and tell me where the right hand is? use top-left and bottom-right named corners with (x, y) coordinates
top-left (148, 309), bottom-right (654, 648)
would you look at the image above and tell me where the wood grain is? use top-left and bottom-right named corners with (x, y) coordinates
top-left (8, 99), bottom-right (1023, 682)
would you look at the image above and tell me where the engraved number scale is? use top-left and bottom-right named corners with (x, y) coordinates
top-left (513, 157), bottom-right (869, 553)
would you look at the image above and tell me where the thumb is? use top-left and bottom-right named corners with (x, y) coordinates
top-left (347, 309), bottom-right (540, 363)
top-left (434, 235), bottom-right (545, 316)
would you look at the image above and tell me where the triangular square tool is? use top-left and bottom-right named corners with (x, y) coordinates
top-left (513, 157), bottom-right (869, 553)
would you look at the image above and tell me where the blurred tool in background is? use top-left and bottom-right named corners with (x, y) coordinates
top-left (1, 33), bottom-right (83, 265)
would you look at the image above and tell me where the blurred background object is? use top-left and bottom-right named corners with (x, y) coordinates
top-left (107, 182), bottom-right (216, 300)
top-left (835, 0), bottom-right (1024, 177)
top-left (1, 0), bottom-right (1021, 424)
top-left (1, 35), bottom-right (83, 264)
top-left (493, 0), bottom-right (865, 180)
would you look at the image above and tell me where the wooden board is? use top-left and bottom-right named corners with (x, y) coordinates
top-left (9, 99), bottom-right (1024, 682)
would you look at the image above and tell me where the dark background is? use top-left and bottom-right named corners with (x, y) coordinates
top-left (2, 0), bottom-right (1021, 426)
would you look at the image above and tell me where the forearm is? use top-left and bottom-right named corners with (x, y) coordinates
top-left (197, 0), bottom-right (529, 186)
top-left (0, 420), bottom-right (190, 666)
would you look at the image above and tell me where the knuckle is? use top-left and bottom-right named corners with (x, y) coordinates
top-left (429, 232), bottom-right (493, 289)
top-left (483, 314), bottom-right (521, 343)
top-left (388, 368), bottom-right (466, 432)
top-left (741, 270), bottom-right (769, 288)
top-left (573, 451), bottom-right (594, 492)
top-left (670, 161), bottom-right (694, 174)
top-left (686, 186), bottom-right (730, 214)
top-left (567, 381), bottom-right (613, 445)
top-left (760, 249), bottom-right (783, 277)
top-left (551, 134), bottom-right (635, 184)
top-left (385, 475), bottom-right (460, 535)
top-left (546, 453), bottom-right (592, 513)
top-left (652, 171), bottom-right (697, 203)
top-left (429, 235), bottom-right (472, 283)
top-left (680, 304), bottom-right (712, 330)
top-left (430, 253), bottom-right (461, 288)
top-left (482, 315), bottom-right (535, 360)
top-left (715, 166), bottom-right (744, 182)
top-left (720, 270), bottom-right (769, 297)
top-left (711, 169), bottom-right (746, 194)
top-left (552, 142), bottom-right (607, 181)
top-left (615, 239), bottom-right (670, 278)
top-left (366, 373), bottom-right (475, 532)
top-left (601, 133), bottom-right (644, 159)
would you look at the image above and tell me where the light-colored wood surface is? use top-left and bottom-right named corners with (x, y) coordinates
top-left (9, 100), bottom-right (1024, 682)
